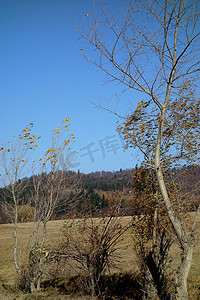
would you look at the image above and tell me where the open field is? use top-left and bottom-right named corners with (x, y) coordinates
top-left (0, 216), bottom-right (200, 299)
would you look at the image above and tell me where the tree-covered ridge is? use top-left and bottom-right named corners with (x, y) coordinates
top-left (81, 168), bottom-right (135, 191)
top-left (0, 166), bottom-right (199, 223)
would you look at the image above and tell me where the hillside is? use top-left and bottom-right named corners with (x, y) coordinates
top-left (0, 166), bottom-right (200, 223)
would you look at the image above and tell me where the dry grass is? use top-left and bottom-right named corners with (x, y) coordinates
top-left (0, 216), bottom-right (200, 299)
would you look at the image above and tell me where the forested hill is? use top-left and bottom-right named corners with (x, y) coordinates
top-left (80, 169), bottom-right (135, 191)
top-left (0, 166), bottom-right (200, 223)
top-left (0, 168), bottom-right (135, 223)
top-left (79, 165), bottom-right (200, 193)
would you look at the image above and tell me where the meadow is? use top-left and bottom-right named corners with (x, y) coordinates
top-left (0, 216), bottom-right (200, 299)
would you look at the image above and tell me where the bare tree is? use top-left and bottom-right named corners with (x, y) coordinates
top-left (61, 213), bottom-right (130, 297)
top-left (77, 1), bottom-right (200, 298)
top-left (27, 120), bottom-right (78, 292)
top-left (0, 122), bottom-right (38, 272)
top-left (0, 119), bottom-right (78, 293)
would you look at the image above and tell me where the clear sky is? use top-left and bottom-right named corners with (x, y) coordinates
top-left (0, 0), bottom-right (140, 174)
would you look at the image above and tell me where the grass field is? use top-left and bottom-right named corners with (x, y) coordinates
top-left (0, 217), bottom-right (200, 299)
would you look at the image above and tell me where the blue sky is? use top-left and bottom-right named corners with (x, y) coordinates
top-left (0, 0), bottom-right (140, 173)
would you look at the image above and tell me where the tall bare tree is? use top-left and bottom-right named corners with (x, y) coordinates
top-left (25, 119), bottom-right (78, 292)
top-left (0, 119), bottom-right (78, 293)
top-left (77, 1), bottom-right (200, 298)
top-left (0, 122), bottom-right (38, 272)
top-left (27, 119), bottom-right (79, 292)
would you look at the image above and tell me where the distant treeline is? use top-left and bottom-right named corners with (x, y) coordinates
top-left (0, 166), bottom-right (199, 223)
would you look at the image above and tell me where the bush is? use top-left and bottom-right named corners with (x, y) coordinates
top-left (61, 216), bottom-right (130, 297)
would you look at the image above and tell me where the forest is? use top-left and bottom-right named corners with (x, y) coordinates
top-left (1, 166), bottom-right (199, 224)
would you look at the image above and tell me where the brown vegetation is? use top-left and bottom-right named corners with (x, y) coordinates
top-left (0, 216), bottom-right (200, 299)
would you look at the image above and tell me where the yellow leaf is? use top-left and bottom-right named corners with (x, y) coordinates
top-left (63, 118), bottom-right (70, 122)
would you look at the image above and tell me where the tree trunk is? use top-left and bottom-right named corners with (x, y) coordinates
top-left (156, 165), bottom-right (194, 300)
top-left (155, 159), bottom-right (194, 300)
top-left (37, 277), bottom-right (41, 291)
top-left (30, 276), bottom-right (41, 293)
top-left (142, 266), bottom-right (158, 300)
top-left (89, 265), bottom-right (96, 296)
top-left (13, 205), bottom-right (19, 272)
top-left (176, 244), bottom-right (193, 300)
top-left (30, 281), bottom-right (37, 293)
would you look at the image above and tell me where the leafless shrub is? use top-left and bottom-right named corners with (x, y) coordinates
top-left (59, 214), bottom-right (130, 297)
